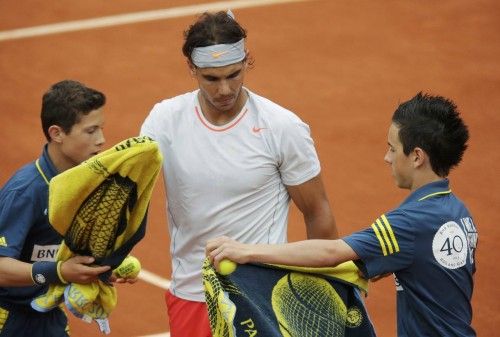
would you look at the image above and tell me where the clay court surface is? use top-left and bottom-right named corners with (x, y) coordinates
top-left (1, 0), bottom-right (499, 336)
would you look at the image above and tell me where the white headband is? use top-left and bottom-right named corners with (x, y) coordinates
top-left (191, 38), bottom-right (246, 68)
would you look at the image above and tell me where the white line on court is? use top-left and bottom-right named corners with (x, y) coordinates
top-left (0, 0), bottom-right (309, 42)
top-left (135, 269), bottom-right (171, 336)
top-left (138, 268), bottom-right (171, 290)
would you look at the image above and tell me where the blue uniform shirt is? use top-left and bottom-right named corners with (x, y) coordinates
top-left (343, 179), bottom-right (478, 337)
top-left (0, 145), bottom-right (62, 307)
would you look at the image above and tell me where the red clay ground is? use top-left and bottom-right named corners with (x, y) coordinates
top-left (1, 1), bottom-right (499, 336)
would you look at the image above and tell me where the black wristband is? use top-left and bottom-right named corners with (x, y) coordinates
top-left (31, 261), bottom-right (59, 285)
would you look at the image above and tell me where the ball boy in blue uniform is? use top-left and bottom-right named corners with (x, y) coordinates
top-left (0, 80), bottom-right (112, 336)
top-left (207, 92), bottom-right (478, 336)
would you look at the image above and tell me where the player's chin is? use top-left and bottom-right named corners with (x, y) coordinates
top-left (216, 97), bottom-right (236, 110)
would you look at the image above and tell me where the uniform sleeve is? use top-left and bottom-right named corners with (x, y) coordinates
top-left (277, 117), bottom-right (320, 186)
top-left (0, 189), bottom-right (35, 258)
top-left (343, 209), bottom-right (415, 278)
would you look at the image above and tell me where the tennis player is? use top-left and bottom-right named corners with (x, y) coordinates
top-left (140, 10), bottom-right (337, 337)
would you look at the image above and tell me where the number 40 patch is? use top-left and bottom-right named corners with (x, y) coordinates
top-left (432, 221), bottom-right (468, 269)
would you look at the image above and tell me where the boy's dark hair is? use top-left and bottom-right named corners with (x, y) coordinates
top-left (41, 80), bottom-right (106, 141)
top-left (182, 11), bottom-right (248, 65)
top-left (393, 92), bottom-right (469, 177)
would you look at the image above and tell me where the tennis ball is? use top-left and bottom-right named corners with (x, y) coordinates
top-left (218, 259), bottom-right (237, 276)
top-left (114, 255), bottom-right (141, 278)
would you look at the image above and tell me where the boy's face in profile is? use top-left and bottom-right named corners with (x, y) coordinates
top-left (59, 108), bottom-right (106, 167)
top-left (384, 123), bottom-right (414, 190)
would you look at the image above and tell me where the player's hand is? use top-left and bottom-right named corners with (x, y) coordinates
top-left (206, 236), bottom-right (251, 268)
top-left (60, 256), bottom-right (111, 284)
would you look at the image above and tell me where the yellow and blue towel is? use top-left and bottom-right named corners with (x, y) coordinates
top-left (31, 136), bottom-right (162, 334)
top-left (203, 259), bottom-right (376, 337)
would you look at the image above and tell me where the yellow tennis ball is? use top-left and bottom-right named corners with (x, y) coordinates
top-left (115, 255), bottom-right (141, 278)
top-left (218, 259), bottom-right (237, 276)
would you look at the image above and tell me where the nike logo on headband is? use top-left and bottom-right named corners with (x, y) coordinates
top-left (211, 51), bottom-right (229, 59)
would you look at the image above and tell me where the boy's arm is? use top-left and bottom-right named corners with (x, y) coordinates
top-left (206, 237), bottom-right (358, 270)
top-left (0, 257), bottom-right (33, 285)
top-left (0, 255), bottom-right (111, 286)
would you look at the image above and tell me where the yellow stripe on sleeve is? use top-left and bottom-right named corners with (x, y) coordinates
top-left (375, 218), bottom-right (394, 254)
top-left (0, 305), bottom-right (9, 332)
top-left (371, 223), bottom-right (388, 256)
top-left (381, 214), bottom-right (400, 252)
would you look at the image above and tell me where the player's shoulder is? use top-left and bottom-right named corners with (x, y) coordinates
top-left (150, 90), bottom-right (197, 116)
top-left (248, 90), bottom-right (297, 115)
top-left (247, 89), bottom-right (304, 125)
top-left (142, 90), bottom-right (198, 137)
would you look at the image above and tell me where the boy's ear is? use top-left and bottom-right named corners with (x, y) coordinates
top-left (48, 125), bottom-right (64, 143)
top-left (412, 147), bottom-right (426, 168)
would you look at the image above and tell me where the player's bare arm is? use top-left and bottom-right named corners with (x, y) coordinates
top-left (286, 174), bottom-right (338, 239)
top-left (206, 236), bottom-right (358, 269)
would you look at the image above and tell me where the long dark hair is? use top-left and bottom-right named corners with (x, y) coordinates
top-left (182, 11), bottom-right (250, 65)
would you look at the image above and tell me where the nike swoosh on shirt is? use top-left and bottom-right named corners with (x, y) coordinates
top-left (252, 126), bottom-right (267, 133)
